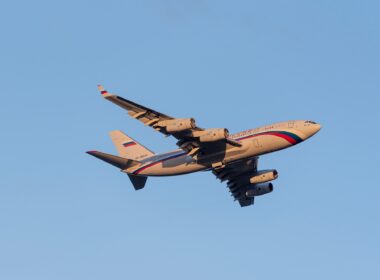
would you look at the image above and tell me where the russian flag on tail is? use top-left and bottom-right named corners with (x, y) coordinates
top-left (122, 141), bottom-right (137, 148)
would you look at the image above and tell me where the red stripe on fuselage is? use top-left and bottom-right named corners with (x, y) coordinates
top-left (133, 153), bottom-right (186, 175)
top-left (134, 161), bottom-right (161, 175)
top-left (261, 132), bottom-right (298, 144)
top-left (133, 131), bottom-right (299, 175)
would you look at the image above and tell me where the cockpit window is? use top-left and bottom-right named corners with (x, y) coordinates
top-left (305, 121), bottom-right (317, 124)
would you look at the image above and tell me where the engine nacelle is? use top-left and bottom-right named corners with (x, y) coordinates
top-left (157, 118), bottom-right (196, 133)
top-left (249, 170), bottom-right (278, 184)
top-left (246, 183), bottom-right (273, 197)
top-left (199, 128), bottom-right (229, 142)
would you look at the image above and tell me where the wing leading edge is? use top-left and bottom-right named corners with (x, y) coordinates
top-left (97, 85), bottom-right (239, 159)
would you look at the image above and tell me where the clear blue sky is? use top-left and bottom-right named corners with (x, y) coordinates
top-left (1, 0), bottom-right (379, 279)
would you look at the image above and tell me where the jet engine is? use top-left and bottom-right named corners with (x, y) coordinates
top-left (157, 118), bottom-right (196, 133)
top-left (249, 170), bottom-right (278, 184)
top-left (246, 183), bottom-right (273, 197)
top-left (199, 128), bottom-right (229, 142)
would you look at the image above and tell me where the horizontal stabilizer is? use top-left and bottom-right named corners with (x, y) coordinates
top-left (86, 150), bottom-right (140, 170)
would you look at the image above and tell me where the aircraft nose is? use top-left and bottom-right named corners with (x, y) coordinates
top-left (314, 123), bottom-right (322, 133)
top-left (308, 123), bottom-right (321, 136)
top-left (301, 121), bottom-right (321, 138)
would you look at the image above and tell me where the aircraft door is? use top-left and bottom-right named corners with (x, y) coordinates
top-left (254, 139), bottom-right (261, 148)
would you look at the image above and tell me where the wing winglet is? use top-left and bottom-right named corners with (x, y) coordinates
top-left (97, 84), bottom-right (112, 97)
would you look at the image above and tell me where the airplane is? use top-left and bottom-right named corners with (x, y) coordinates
top-left (87, 85), bottom-right (321, 207)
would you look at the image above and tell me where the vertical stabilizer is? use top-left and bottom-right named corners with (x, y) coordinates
top-left (109, 130), bottom-right (155, 161)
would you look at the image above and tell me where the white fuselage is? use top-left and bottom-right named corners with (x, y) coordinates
top-left (127, 120), bottom-right (321, 176)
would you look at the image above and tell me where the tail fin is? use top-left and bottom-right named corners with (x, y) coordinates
top-left (109, 130), bottom-right (155, 161)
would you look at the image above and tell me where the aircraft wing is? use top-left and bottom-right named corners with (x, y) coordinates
top-left (98, 85), bottom-right (174, 126)
top-left (98, 85), bottom-right (241, 158)
top-left (212, 158), bottom-right (258, 207)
